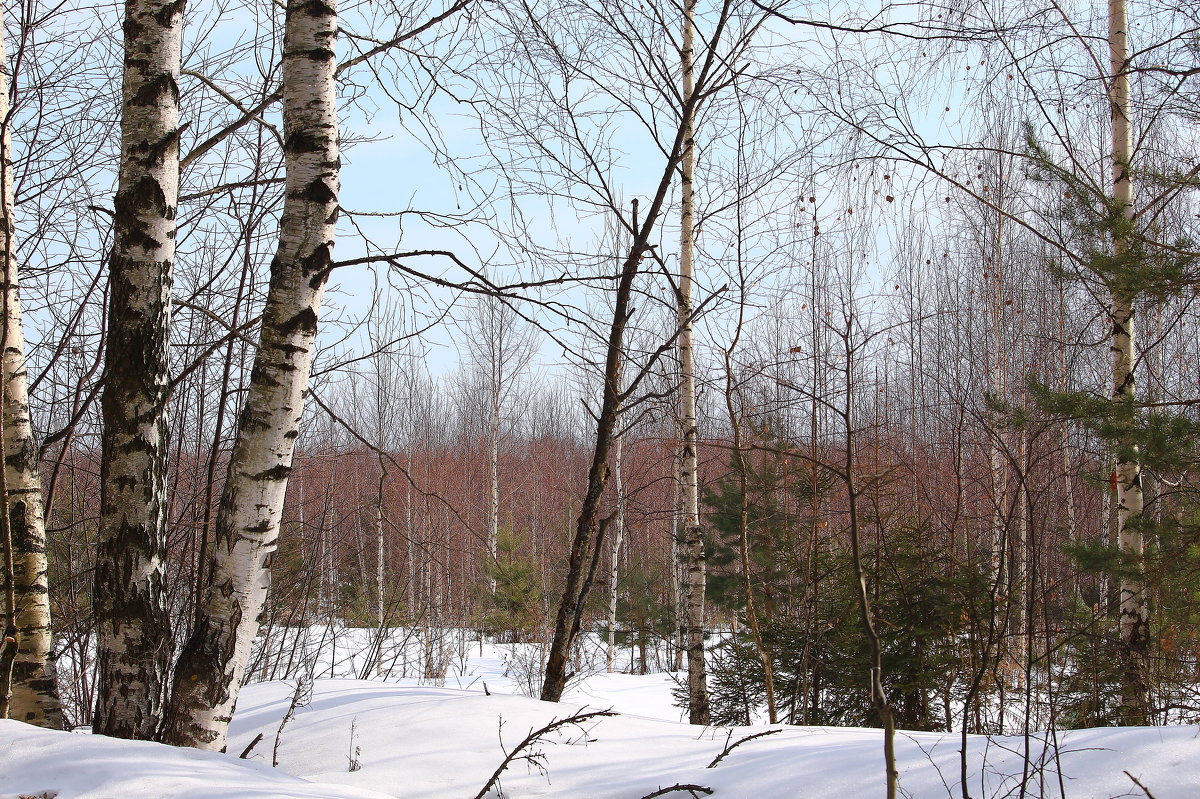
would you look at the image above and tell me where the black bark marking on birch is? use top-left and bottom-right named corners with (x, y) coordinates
top-left (263, 332), bottom-right (307, 356)
top-left (4, 438), bottom-right (34, 473)
top-left (284, 131), bottom-right (323, 154)
top-left (8, 502), bottom-right (28, 546)
top-left (248, 364), bottom-right (283, 391)
top-left (153, 0), bottom-right (185, 26)
top-left (123, 18), bottom-right (145, 39)
top-left (306, 263), bottom-right (335, 289)
top-left (251, 464), bottom-right (291, 482)
top-left (290, 47), bottom-right (335, 62)
top-left (130, 73), bottom-right (178, 108)
top-left (144, 127), bottom-right (183, 168)
top-left (116, 175), bottom-right (168, 218)
top-left (278, 307), bottom-right (318, 337)
top-left (299, 178), bottom-right (336, 204)
top-left (297, 0), bottom-right (335, 16)
top-left (301, 244), bottom-right (332, 275)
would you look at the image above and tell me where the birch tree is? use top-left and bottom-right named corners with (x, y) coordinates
top-left (0, 19), bottom-right (63, 728)
top-left (162, 0), bottom-right (339, 750)
top-left (459, 292), bottom-right (536, 593)
top-left (1106, 0), bottom-right (1149, 723)
top-left (91, 0), bottom-right (184, 740)
top-left (676, 0), bottom-right (710, 725)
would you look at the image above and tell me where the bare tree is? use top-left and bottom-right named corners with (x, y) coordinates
top-left (1106, 0), bottom-right (1150, 724)
top-left (91, 0), bottom-right (184, 740)
top-left (162, 0), bottom-right (340, 750)
top-left (0, 14), bottom-right (63, 728)
top-left (458, 291), bottom-right (537, 593)
top-left (676, 0), bottom-right (710, 725)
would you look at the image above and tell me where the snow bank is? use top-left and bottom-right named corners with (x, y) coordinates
top-left (5, 643), bottom-right (1199, 799)
top-left (222, 679), bottom-right (1200, 799)
top-left (0, 719), bottom-right (391, 799)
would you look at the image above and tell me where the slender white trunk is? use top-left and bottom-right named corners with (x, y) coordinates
top-left (406, 449), bottom-right (415, 606)
top-left (1108, 0), bottom-right (1149, 724)
top-left (376, 460), bottom-right (386, 677)
top-left (0, 23), bottom-right (63, 728)
top-left (1013, 427), bottom-right (1028, 684)
top-left (487, 394), bottom-right (499, 593)
top-left (678, 0), bottom-right (708, 725)
top-left (163, 0), bottom-right (338, 749)
top-left (669, 450), bottom-right (684, 672)
top-left (92, 0), bottom-right (183, 740)
top-left (606, 409), bottom-right (625, 673)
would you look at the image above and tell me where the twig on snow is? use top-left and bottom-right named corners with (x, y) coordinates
top-left (239, 732), bottom-right (264, 759)
top-left (706, 728), bottom-right (782, 768)
top-left (472, 709), bottom-right (616, 799)
top-left (1125, 771), bottom-right (1160, 799)
top-left (638, 784), bottom-right (715, 798)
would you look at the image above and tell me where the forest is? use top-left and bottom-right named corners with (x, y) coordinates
top-left (1, 0), bottom-right (1200, 795)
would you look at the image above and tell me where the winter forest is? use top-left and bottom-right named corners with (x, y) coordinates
top-left (2, 0), bottom-right (1200, 796)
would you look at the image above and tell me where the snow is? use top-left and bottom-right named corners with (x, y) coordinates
top-left (0, 719), bottom-right (394, 799)
top-left (4, 636), bottom-right (1200, 798)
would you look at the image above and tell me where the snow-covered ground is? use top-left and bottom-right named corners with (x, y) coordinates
top-left (4, 635), bottom-right (1199, 798)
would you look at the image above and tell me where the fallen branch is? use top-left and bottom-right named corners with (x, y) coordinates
top-left (706, 728), bottom-right (782, 768)
top-left (1125, 771), bottom-right (1159, 799)
top-left (473, 709), bottom-right (616, 799)
top-left (239, 732), bottom-right (264, 759)
top-left (638, 784), bottom-right (714, 798)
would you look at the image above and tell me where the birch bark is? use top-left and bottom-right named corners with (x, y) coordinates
top-left (92, 0), bottom-right (183, 740)
top-left (162, 0), bottom-right (338, 750)
top-left (0, 23), bottom-right (63, 728)
top-left (678, 0), bottom-right (709, 725)
top-left (605, 403), bottom-right (625, 674)
top-left (1108, 0), bottom-right (1149, 723)
top-left (0, 20), bottom-right (64, 729)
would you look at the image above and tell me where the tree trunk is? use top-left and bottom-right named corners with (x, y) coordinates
top-left (92, 0), bottom-right (184, 740)
top-left (606, 406), bottom-right (625, 674)
top-left (677, 0), bottom-right (709, 725)
top-left (0, 22), bottom-right (64, 728)
top-left (725, 357), bottom-right (777, 723)
top-left (487, 391), bottom-right (499, 593)
top-left (538, 0), bottom-right (730, 706)
top-left (540, 207), bottom-right (641, 702)
top-left (670, 449), bottom-right (684, 672)
top-left (840, 328), bottom-right (897, 799)
top-left (1108, 0), bottom-right (1150, 725)
top-left (376, 459), bottom-right (386, 677)
top-left (162, 0), bottom-right (338, 750)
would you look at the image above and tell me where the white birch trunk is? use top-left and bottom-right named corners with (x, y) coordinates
top-left (0, 24), bottom-right (63, 728)
top-left (669, 450), bottom-right (684, 672)
top-left (487, 393), bottom-right (499, 594)
top-left (606, 409), bottom-right (625, 674)
top-left (92, 0), bottom-right (183, 740)
top-left (1108, 0), bottom-right (1150, 723)
top-left (678, 0), bottom-right (709, 725)
top-left (375, 459), bottom-right (386, 677)
top-left (162, 0), bottom-right (338, 749)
